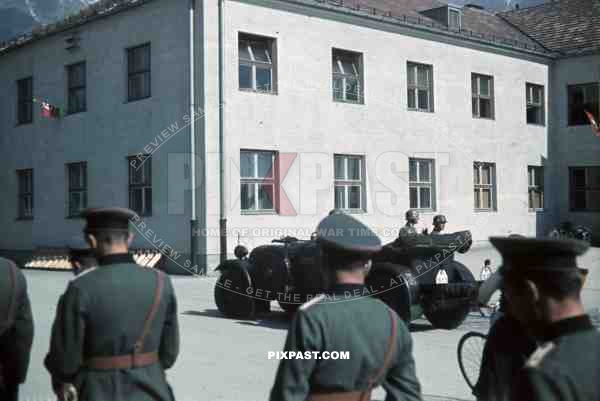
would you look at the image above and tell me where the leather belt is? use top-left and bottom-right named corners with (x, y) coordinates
top-left (83, 270), bottom-right (164, 371)
top-left (85, 351), bottom-right (159, 370)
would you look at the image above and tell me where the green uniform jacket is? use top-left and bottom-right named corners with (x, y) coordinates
top-left (0, 257), bottom-right (34, 401)
top-left (269, 284), bottom-right (422, 401)
top-left (44, 254), bottom-right (180, 401)
top-left (398, 225), bottom-right (417, 237)
top-left (513, 315), bottom-right (599, 401)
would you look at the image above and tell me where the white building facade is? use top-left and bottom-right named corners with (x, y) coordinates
top-left (1, 0), bottom-right (585, 274)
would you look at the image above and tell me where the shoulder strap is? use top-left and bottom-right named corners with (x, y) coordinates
top-left (0, 260), bottom-right (18, 337)
top-left (133, 269), bottom-right (164, 354)
top-left (365, 308), bottom-right (398, 391)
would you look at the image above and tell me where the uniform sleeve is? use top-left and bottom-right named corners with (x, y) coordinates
top-left (44, 283), bottom-right (86, 383)
top-left (159, 276), bottom-right (180, 369)
top-left (13, 271), bottom-right (34, 383)
top-left (269, 310), bottom-right (321, 401)
top-left (513, 368), bottom-right (565, 401)
top-left (382, 320), bottom-right (422, 401)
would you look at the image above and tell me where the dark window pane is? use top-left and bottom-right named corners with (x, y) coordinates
top-left (348, 186), bottom-right (361, 209)
top-left (481, 165), bottom-right (491, 185)
top-left (239, 42), bottom-right (251, 60)
top-left (409, 187), bottom-right (418, 208)
top-left (473, 164), bottom-right (480, 184)
top-left (527, 106), bottom-right (541, 124)
top-left (241, 183), bottom-right (255, 210)
top-left (472, 97), bottom-right (478, 117)
top-left (255, 67), bottom-right (272, 91)
top-left (419, 161), bottom-right (430, 182)
top-left (251, 41), bottom-right (271, 63)
top-left (419, 187), bottom-right (431, 209)
top-left (474, 189), bottom-right (479, 208)
top-left (409, 160), bottom-right (417, 182)
top-left (407, 88), bottom-right (416, 109)
top-left (335, 186), bottom-right (346, 209)
top-left (479, 77), bottom-right (490, 96)
top-left (588, 190), bottom-right (600, 211)
top-left (240, 152), bottom-right (255, 178)
top-left (346, 77), bottom-right (359, 102)
top-left (257, 152), bottom-right (273, 178)
top-left (418, 90), bottom-right (429, 110)
top-left (347, 158), bottom-right (360, 180)
top-left (479, 98), bottom-right (492, 118)
top-left (259, 184), bottom-right (274, 210)
top-left (574, 190), bottom-right (586, 210)
top-left (572, 169), bottom-right (586, 188)
top-left (333, 77), bottom-right (344, 100)
top-left (407, 65), bottom-right (415, 86)
top-left (239, 64), bottom-right (252, 89)
top-left (471, 75), bottom-right (477, 95)
top-left (417, 66), bottom-right (429, 86)
top-left (589, 167), bottom-right (600, 187)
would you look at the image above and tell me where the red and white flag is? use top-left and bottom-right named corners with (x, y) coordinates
top-left (41, 102), bottom-right (52, 118)
top-left (584, 110), bottom-right (600, 137)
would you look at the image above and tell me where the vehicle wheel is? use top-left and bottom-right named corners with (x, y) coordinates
top-left (422, 261), bottom-right (477, 329)
top-left (457, 331), bottom-right (487, 391)
top-left (366, 263), bottom-right (420, 323)
top-left (214, 261), bottom-right (256, 319)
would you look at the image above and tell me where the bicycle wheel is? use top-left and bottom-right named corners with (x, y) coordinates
top-left (457, 331), bottom-right (487, 391)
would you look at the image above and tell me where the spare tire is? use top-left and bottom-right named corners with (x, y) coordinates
top-left (214, 260), bottom-right (256, 319)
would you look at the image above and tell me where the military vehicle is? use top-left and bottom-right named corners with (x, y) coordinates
top-left (214, 230), bottom-right (478, 329)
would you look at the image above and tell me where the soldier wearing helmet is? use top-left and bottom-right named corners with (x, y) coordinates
top-left (431, 215), bottom-right (447, 235)
top-left (399, 209), bottom-right (419, 237)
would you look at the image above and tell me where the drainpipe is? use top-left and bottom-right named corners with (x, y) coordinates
top-left (218, 0), bottom-right (227, 263)
top-left (189, 0), bottom-right (200, 274)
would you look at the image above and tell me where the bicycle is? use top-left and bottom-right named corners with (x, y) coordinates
top-left (457, 331), bottom-right (487, 391)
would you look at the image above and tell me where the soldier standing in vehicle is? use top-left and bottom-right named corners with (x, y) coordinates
top-left (45, 207), bottom-right (180, 401)
top-left (430, 215), bottom-right (447, 235)
top-left (0, 257), bottom-right (34, 401)
top-left (399, 209), bottom-right (420, 236)
top-left (269, 213), bottom-right (422, 401)
top-left (489, 236), bottom-right (598, 401)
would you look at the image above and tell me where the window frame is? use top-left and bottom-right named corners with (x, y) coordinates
top-left (472, 73), bottom-right (495, 120)
top-left (569, 166), bottom-right (600, 212)
top-left (66, 162), bottom-right (88, 218)
top-left (407, 62), bottom-right (434, 112)
top-left (526, 83), bottom-right (545, 126)
top-left (332, 48), bottom-right (364, 105)
top-left (128, 155), bottom-right (153, 216)
top-left (240, 150), bottom-right (277, 214)
top-left (126, 43), bottom-right (151, 102)
top-left (17, 77), bottom-right (33, 125)
top-left (473, 162), bottom-right (497, 211)
top-left (567, 83), bottom-right (599, 127)
top-left (409, 158), bottom-right (436, 211)
top-left (16, 169), bottom-right (34, 220)
top-left (67, 61), bottom-right (87, 114)
top-left (238, 33), bottom-right (277, 94)
top-left (527, 165), bottom-right (544, 211)
top-left (448, 8), bottom-right (461, 30)
top-left (334, 154), bottom-right (366, 212)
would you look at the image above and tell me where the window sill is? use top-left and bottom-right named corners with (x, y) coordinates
top-left (241, 210), bottom-right (278, 215)
top-left (407, 108), bottom-right (434, 113)
top-left (125, 95), bottom-right (152, 104)
top-left (239, 88), bottom-right (278, 95)
top-left (472, 116), bottom-right (495, 121)
top-left (528, 208), bottom-right (545, 213)
top-left (16, 216), bottom-right (34, 221)
top-left (526, 122), bottom-right (546, 127)
top-left (338, 209), bottom-right (366, 214)
top-left (474, 209), bottom-right (498, 213)
top-left (333, 99), bottom-right (365, 106)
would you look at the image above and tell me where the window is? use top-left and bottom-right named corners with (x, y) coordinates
top-left (238, 33), bottom-right (276, 93)
top-left (67, 62), bottom-right (86, 114)
top-left (128, 155), bottom-right (152, 216)
top-left (472, 74), bottom-right (494, 119)
top-left (526, 83), bottom-right (545, 125)
top-left (473, 162), bottom-right (497, 211)
top-left (409, 158), bottom-right (435, 210)
top-left (240, 150), bottom-right (276, 212)
top-left (528, 166), bottom-right (544, 210)
top-left (407, 62), bottom-right (434, 112)
top-left (17, 77), bottom-right (33, 124)
top-left (127, 43), bottom-right (151, 101)
top-left (17, 169), bottom-right (33, 219)
top-left (67, 162), bottom-right (87, 217)
top-left (568, 83), bottom-right (599, 126)
top-left (570, 167), bottom-right (600, 211)
top-left (332, 49), bottom-right (364, 104)
top-left (334, 155), bottom-right (365, 211)
top-left (448, 8), bottom-right (461, 30)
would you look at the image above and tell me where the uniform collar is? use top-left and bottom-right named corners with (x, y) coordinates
top-left (329, 283), bottom-right (366, 295)
top-left (542, 314), bottom-right (594, 342)
top-left (97, 253), bottom-right (135, 266)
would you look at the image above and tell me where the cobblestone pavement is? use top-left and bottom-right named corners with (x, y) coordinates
top-left (18, 246), bottom-right (600, 401)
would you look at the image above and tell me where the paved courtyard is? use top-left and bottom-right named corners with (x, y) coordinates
top-left (18, 245), bottom-right (600, 401)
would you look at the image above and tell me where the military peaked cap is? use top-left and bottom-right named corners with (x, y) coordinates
top-left (81, 207), bottom-right (137, 233)
top-left (489, 236), bottom-right (589, 274)
top-left (316, 214), bottom-right (382, 256)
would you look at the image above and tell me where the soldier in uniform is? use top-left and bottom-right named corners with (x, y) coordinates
top-left (45, 207), bottom-right (180, 401)
top-left (430, 215), bottom-right (447, 235)
top-left (0, 257), bottom-right (34, 401)
top-left (398, 209), bottom-right (419, 236)
top-left (489, 236), bottom-right (597, 401)
top-left (269, 213), bottom-right (422, 401)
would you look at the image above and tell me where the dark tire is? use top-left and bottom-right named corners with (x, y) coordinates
top-left (366, 263), bottom-right (420, 323)
top-left (457, 331), bottom-right (487, 391)
top-left (422, 261), bottom-right (477, 330)
top-left (214, 262), bottom-right (256, 319)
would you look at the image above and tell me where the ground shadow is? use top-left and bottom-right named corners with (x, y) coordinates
top-left (409, 322), bottom-right (436, 332)
top-left (182, 309), bottom-right (291, 330)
